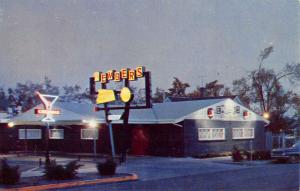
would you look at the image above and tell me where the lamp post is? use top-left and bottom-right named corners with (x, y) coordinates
top-left (87, 120), bottom-right (98, 159)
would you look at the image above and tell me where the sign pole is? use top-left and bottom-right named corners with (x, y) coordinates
top-left (34, 92), bottom-right (60, 166)
top-left (45, 122), bottom-right (50, 165)
top-left (101, 83), bottom-right (116, 158)
top-left (121, 79), bottom-right (130, 163)
top-left (109, 123), bottom-right (116, 157)
top-left (91, 67), bottom-right (151, 162)
top-left (93, 129), bottom-right (97, 159)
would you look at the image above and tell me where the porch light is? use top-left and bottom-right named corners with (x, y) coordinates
top-left (8, 122), bottom-right (15, 128)
top-left (263, 112), bottom-right (270, 120)
top-left (88, 120), bottom-right (98, 129)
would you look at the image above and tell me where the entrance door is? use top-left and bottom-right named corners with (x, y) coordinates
top-left (131, 127), bottom-right (149, 155)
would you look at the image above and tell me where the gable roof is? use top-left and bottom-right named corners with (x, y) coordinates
top-left (10, 98), bottom-right (267, 125)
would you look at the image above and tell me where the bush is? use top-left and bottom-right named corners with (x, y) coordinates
top-left (44, 160), bottom-right (82, 180)
top-left (246, 151), bottom-right (271, 160)
top-left (232, 146), bottom-right (243, 162)
top-left (97, 158), bottom-right (117, 176)
top-left (0, 159), bottom-right (20, 185)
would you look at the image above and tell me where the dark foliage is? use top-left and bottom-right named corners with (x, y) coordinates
top-left (232, 146), bottom-right (243, 162)
top-left (245, 150), bottom-right (271, 160)
top-left (0, 159), bottom-right (20, 185)
top-left (44, 160), bottom-right (82, 180)
top-left (97, 158), bottom-right (117, 176)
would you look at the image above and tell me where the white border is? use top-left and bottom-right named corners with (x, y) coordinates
top-left (18, 129), bottom-right (42, 139)
top-left (198, 128), bottom-right (225, 141)
top-left (81, 128), bottom-right (98, 140)
top-left (232, 128), bottom-right (254, 139)
top-left (49, 129), bottom-right (64, 139)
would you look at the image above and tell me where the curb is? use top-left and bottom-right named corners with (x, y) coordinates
top-left (6, 173), bottom-right (138, 191)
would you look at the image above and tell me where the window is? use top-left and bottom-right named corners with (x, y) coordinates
top-left (198, 128), bottom-right (225, 141)
top-left (18, 129), bottom-right (41, 139)
top-left (232, 128), bottom-right (254, 139)
top-left (235, 106), bottom-right (240, 114)
top-left (81, 129), bottom-right (98, 140)
top-left (49, 129), bottom-right (64, 139)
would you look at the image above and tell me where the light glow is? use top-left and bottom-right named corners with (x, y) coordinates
top-left (8, 122), bottom-right (14, 128)
top-left (88, 120), bottom-right (98, 129)
top-left (263, 112), bottom-right (270, 119)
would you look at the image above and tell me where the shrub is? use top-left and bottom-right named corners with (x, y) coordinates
top-left (246, 151), bottom-right (271, 160)
top-left (64, 160), bottom-right (83, 178)
top-left (97, 158), bottom-right (117, 176)
top-left (44, 160), bottom-right (82, 180)
top-left (232, 146), bottom-right (243, 162)
top-left (0, 159), bottom-right (20, 185)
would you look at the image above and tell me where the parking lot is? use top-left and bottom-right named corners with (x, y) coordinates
top-left (0, 154), bottom-right (299, 190)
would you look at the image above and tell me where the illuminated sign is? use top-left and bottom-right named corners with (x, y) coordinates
top-left (90, 66), bottom-right (152, 110)
top-left (35, 92), bottom-right (60, 122)
top-left (120, 87), bottom-right (133, 103)
top-left (34, 109), bottom-right (61, 115)
top-left (93, 66), bottom-right (145, 84)
top-left (96, 89), bottom-right (116, 104)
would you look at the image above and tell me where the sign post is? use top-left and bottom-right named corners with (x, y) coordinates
top-left (34, 92), bottom-right (60, 165)
top-left (90, 66), bottom-right (152, 161)
top-left (108, 122), bottom-right (116, 157)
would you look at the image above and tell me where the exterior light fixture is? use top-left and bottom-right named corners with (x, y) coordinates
top-left (263, 112), bottom-right (270, 120)
top-left (88, 120), bottom-right (98, 129)
top-left (7, 122), bottom-right (14, 128)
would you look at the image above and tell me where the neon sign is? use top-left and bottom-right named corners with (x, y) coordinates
top-left (90, 66), bottom-right (151, 109)
top-left (34, 92), bottom-right (60, 122)
top-left (93, 66), bottom-right (145, 84)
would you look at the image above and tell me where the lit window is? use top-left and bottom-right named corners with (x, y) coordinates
top-left (232, 128), bottom-right (254, 139)
top-left (18, 129), bottom-right (41, 139)
top-left (49, 129), bottom-right (64, 139)
top-left (198, 128), bottom-right (225, 141)
top-left (81, 129), bottom-right (98, 140)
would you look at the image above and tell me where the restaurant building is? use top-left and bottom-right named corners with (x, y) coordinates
top-left (0, 97), bottom-right (271, 157)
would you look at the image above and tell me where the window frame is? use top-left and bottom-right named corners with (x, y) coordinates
top-left (232, 128), bottom-right (254, 139)
top-left (198, 128), bottom-right (225, 141)
top-left (81, 128), bottom-right (98, 140)
top-left (18, 129), bottom-right (42, 140)
top-left (49, 129), bottom-right (64, 139)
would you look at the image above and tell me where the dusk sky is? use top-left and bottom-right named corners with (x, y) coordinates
top-left (0, 0), bottom-right (299, 93)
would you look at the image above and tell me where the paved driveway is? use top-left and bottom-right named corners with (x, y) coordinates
top-left (117, 156), bottom-right (248, 181)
